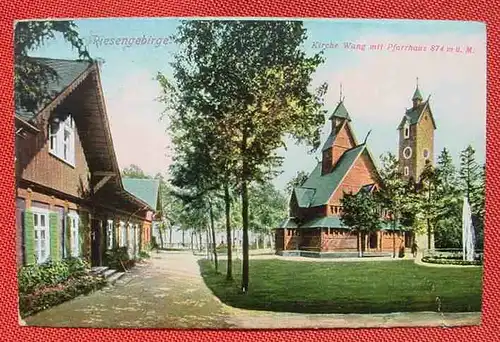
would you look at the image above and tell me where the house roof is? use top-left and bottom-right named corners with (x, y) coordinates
top-left (295, 144), bottom-right (366, 208)
top-left (16, 57), bottom-right (92, 121)
top-left (328, 100), bottom-right (351, 121)
top-left (321, 120), bottom-right (359, 152)
top-left (15, 57), bottom-right (152, 214)
top-left (397, 98), bottom-right (436, 130)
top-left (302, 216), bottom-right (347, 228)
top-left (122, 178), bottom-right (160, 210)
top-left (278, 217), bottom-right (299, 229)
top-left (277, 216), bottom-right (405, 230)
top-left (321, 131), bottom-right (338, 152)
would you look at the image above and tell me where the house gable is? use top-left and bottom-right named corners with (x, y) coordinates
top-left (322, 120), bottom-right (358, 174)
top-left (16, 57), bottom-right (149, 212)
top-left (328, 148), bottom-right (381, 206)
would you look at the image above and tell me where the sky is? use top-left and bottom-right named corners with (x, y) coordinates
top-left (27, 18), bottom-right (487, 192)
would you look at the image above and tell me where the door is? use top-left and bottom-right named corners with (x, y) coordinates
top-left (369, 232), bottom-right (378, 250)
top-left (91, 219), bottom-right (102, 266)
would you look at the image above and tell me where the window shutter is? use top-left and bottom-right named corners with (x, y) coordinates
top-left (49, 213), bottom-right (60, 261)
top-left (65, 215), bottom-right (72, 258)
top-left (79, 212), bottom-right (88, 260)
top-left (23, 210), bottom-right (35, 265)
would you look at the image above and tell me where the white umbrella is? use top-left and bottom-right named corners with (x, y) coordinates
top-left (462, 197), bottom-right (476, 261)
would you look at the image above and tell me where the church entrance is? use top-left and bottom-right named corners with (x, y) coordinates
top-left (368, 232), bottom-right (378, 250)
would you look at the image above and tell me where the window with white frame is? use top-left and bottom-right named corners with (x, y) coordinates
top-left (33, 209), bottom-right (50, 264)
top-left (404, 166), bottom-right (409, 176)
top-left (119, 221), bottom-right (126, 247)
top-left (49, 115), bottom-right (75, 165)
top-left (107, 220), bottom-right (114, 250)
top-left (68, 211), bottom-right (80, 257)
top-left (135, 224), bottom-right (139, 255)
top-left (128, 223), bottom-right (134, 256)
top-left (404, 123), bottom-right (410, 139)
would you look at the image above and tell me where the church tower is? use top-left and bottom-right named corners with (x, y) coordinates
top-left (397, 80), bottom-right (437, 183)
top-left (321, 85), bottom-right (358, 175)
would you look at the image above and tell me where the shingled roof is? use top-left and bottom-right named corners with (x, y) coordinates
top-left (16, 57), bottom-right (92, 121)
top-left (397, 98), bottom-right (436, 130)
top-left (328, 100), bottom-right (351, 121)
top-left (122, 178), bottom-right (161, 211)
top-left (294, 144), bottom-right (367, 208)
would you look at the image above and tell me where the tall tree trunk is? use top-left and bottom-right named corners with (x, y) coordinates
top-left (427, 219), bottom-right (432, 250)
top-left (206, 226), bottom-right (210, 260)
top-left (209, 202), bottom-right (219, 272)
top-left (190, 230), bottom-right (194, 251)
top-left (158, 226), bottom-right (164, 249)
top-left (241, 177), bottom-right (249, 293)
top-left (358, 231), bottom-right (362, 257)
top-left (199, 232), bottom-right (202, 252)
top-left (241, 129), bottom-right (250, 293)
top-left (393, 214), bottom-right (397, 258)
top-left (224, 182), bottom-right (233, 280)
top-left (182, 229), bottom-right (185, 247)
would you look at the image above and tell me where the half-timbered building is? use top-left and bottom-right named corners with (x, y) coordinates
top-left (15, 57), bottom-right (156, 268)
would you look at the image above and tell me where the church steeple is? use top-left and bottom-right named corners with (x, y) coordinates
top-left (329, 84), bottom-right (351, 131)
top-left (412, 77), bottom-right (423, 108)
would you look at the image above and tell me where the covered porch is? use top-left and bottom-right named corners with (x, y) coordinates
top-left (275, 216), bottom-right (408, 257)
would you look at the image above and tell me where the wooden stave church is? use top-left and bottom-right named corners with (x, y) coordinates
top-left (275, 83), bottom-right (436, 257)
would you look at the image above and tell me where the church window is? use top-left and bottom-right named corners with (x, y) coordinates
top-left (404, 123), bottom-right (410, 139)
top-left (423, 149), bottom-right (429, 159)
top-left (403, 146), bottom-right (412, 159)
top-left (404, 166), bottom-right (409, 176)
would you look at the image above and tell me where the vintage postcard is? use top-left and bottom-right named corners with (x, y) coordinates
top-left (14, 18), bottom-right (485, 329)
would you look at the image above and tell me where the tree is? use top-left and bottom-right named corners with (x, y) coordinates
top-left (377, 152), bottom-right (408, 257)
top-left (249, 181), bottom-right (288, 248)
top-left (459, 145), bottom-right (483, 250)
top-left (433, 148), bottom-right (462, 248)
top-left (459, 145), bottom-right (482, 213)
top-left (285, 171), bottom-right (309, 195)
top-left (14, 21), bottom-right (91, 113)
top-left (122, 164), bottom-right (151, 179)
top-left (160, 20), bottom-right (327, 293)
top-left (340, 190), bottom-right (381, 257)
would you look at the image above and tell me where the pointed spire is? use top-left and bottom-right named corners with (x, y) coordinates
top-left (329, 83), bottom-right (351, 121)
top-left (412, 77), bottom-right (423, 101)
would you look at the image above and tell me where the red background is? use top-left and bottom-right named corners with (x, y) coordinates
top-left (0, 0), bottom-right (497, 341)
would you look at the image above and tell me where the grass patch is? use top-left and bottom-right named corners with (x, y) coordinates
top-left (199, 259), bottom-right (483, 314)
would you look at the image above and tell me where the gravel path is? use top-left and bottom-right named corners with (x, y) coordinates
top-left (24, 250), bottom-right (481, 329)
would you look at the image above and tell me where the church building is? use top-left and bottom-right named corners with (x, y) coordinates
top-left (275, 82), bottom-right (435, 257)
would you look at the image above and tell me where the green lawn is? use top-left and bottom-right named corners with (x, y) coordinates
top-left (198, 259), bottom-right (483, 314)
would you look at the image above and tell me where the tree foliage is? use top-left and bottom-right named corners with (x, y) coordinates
top-left (159, 20), bottom-right (328, 292)
top-left (340, 190), bottom-right (381, 257)
top-left (285, 171), bottom-right (309, 195)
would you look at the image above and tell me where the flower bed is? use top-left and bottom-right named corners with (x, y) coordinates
top-left (18, 258), bottom-right (107, 318)
top-left (421, 256), bottom-right (483, 266)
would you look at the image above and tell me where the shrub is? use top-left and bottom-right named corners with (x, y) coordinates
top-left (18, 258), bottom-right (90, 295)
top-left (104, 247), bottom-right (134, 272)
top-left (138, 251), bottom-right (150, 259)
top-left (19, 274), bottom-right (107, 318)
